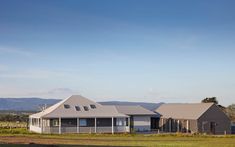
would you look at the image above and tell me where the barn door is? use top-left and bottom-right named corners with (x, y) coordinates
top-left (210, 122), bottom-right (216, 134)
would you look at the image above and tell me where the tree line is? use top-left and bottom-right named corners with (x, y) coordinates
top-left (0, 113), bottom-right (28, 122)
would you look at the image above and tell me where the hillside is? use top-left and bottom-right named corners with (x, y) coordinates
top-left (0, 98), bottom-right (61, 111)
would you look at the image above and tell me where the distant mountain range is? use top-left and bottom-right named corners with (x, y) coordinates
top-left (0, 98), bottom-right (61, 111)
top-left (0, 98), bottom-right (163, 111)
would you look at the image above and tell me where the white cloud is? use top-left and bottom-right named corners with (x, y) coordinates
top-left (26, 88), bottom-right (80, 99)
top-left (0, 86), bottom-right (79, 99)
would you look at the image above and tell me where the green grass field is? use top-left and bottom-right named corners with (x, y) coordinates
top-left (0, 128), bottom-right (235, 146)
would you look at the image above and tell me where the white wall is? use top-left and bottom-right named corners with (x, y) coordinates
top-left (29, 125), bottom-right (42, 133)
top-left (133, 116), bottom-right (151, 132)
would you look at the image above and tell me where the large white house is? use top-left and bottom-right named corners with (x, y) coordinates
top-left (29, 95), bottom-right (157, 134)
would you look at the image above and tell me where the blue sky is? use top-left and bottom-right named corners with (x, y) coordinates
top-left (0, 0), bottom-right (235, 105)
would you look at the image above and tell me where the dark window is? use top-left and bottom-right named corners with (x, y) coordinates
top-left (97, 118), bottom-right (112, 127)
top-left (83, 106), bottom-right (89, 111)
top-left (50, 119), bottom-right (59, 127)
top-left (90, 104), bottom-right (96, 109)
top-left (61, 118), bottom-right (77, 127)
top-left (75, 106), bottom-right (80, 111)
top-left (79, 118), bottom-right (95, 127)
top-left (64, 104), bottom-right (70, 109)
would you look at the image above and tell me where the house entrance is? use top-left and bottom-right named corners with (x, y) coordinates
top-left (151, 117), bottom-right (159, 131)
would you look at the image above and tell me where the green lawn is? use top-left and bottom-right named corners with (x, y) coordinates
top-left (0, 128), bottom-right (235, 147)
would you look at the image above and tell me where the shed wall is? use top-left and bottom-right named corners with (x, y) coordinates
top-left (198, 105), bottom-right (231, 134)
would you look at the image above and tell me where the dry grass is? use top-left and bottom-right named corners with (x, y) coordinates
top-left (0, 121), bottom-right (27, 129)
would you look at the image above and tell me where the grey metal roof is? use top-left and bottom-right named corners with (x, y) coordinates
top-left (155, 103), bottom-right (214, 120)
top-left (30, 95), bottom-right (128, 118)
top-left (115, 105), bottom-right (157, 116)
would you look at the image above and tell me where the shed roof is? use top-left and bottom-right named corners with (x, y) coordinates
top-left (30, 95), bottom-right (127, 118)
top-left (155, 103), bottom-right (214, 120)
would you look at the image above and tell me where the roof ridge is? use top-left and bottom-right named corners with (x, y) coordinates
top-left (195, 103), bottom-right (214, 119)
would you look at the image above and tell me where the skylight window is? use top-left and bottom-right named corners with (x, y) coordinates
top-left (64, 104), bottom-right (70, 109)
top-left (83, 106), bottom-right (89, 111)
top-left (75, 106), bottom-right (81, 111)
top-left (90, 104), bottom-right (96, 109)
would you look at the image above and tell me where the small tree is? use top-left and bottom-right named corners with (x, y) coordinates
top-left (201, 97), bottom-right (226, 111)
top-left (201, 97), bottom-right (218, 104)
top-left (226, 104), bottom-right (235, 122)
